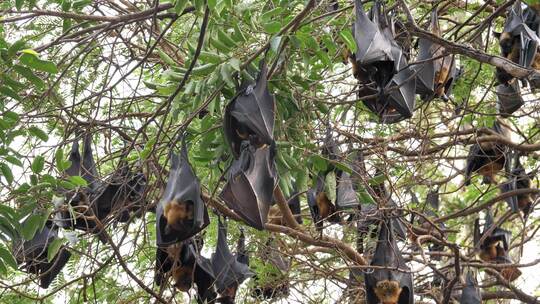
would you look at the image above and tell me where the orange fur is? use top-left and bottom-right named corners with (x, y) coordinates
top-left (172, 264), bottom-right (194, 291)
top-left (316, 191), bottom-right (335, 219)
top-left (268, 205), bottom-right (283, 225)
top-left (479, 243), bottom-right (498, 262)
top-left (374, 280), bottom-right (402, 304)
top-left (164, 200), bottom-right (194, 232)
top-left (500, 266), bottom-right (522, 282)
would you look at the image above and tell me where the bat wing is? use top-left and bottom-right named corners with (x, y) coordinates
top-left (211, 220), bottom-right (253, 293)
top-left (81, 134), bottom-right (98, 189)
top-left (501, 179), bottom-right (519, 213)
top-left (235, 228), bottom-right (249, 265)
top-left (516, 24), bottom-right (540, 68)
top-left (39, 247), bottom-right (71, 288)
top-left (156, 138), bottom-right (210, 247)
top-left (336, 171), bottom-right (359, 209)
top-left (496, 81), bottom-right (524, 116)
top-left (224, 61), bottom-right (275, 157)
top-left (220, 143), bottom-right (276, 230)
top-left (194, 256), bottom-right (217, 302)
top-left (307, 188), bottom-right (323, 230)
top-left (382, 53), bottom-right (416, 123)
top-left (287, 191), bottom-right (303, 224)
top-left (426, 190), bottom-right (440, 210)
top-left (65, 140), bottom-right (81, 177)
top-left (460, 271), bottom-right (482, 304)
top-left (415, 37), bottom-right (436, 98)
top-left (353, 0), bottom-right (393, 65)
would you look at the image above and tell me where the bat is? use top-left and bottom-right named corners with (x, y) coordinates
top-left (502, 155), bottom-right (535, 217)
top-left (460, 271), bottom-right (482, 304)
top-left (60, 135), bottom-right (102, 235)
top-left (494, 1), bottom-right (540, 86)
top-left (307, 175), bottom-right (340, 231)
top-left (353, 0), bottom-right (416, 123)
top-left (13, 221), bottom-right (71, 288)
top-left (336, 170), bottom-right (360, 210)
top-left (220, 141), bottom-right (277, 230)
top-left (156, 136), bottom-right (209, 247)
top-left (223, 60), bottom-right (275, 158)
top-left (210, 219), bottom-right (253, 303)
top-left (364, 218), bottom-right (414, 304)
top-left (92, 165), bottom-right (147, 224)
top-left (251, 239), bottom-right (290, 300)
top-left (474, 211), bottom-right (521, 282)
top-left (415, 9), bottom-right (458, 101)
top-left (464, 119), bottom-right (511, 185)
top-left (496, 79), bottom-right (524, 117)
top-left (267, 191), bottom-right (303, 226)
top-left (408, 190), bottom-right (446, 260)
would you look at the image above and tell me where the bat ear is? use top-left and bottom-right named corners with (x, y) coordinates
top-left (493, 31), bottom-right (501, 39)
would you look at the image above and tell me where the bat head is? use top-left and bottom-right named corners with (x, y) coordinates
top-left (374, 280), bottom-right (403, 304)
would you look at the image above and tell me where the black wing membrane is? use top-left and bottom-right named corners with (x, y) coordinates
top-left (502, 155), bottom-right (534, 216)
top-left (354, 0), bottom-right (416, 123)
top-left (364, 218), bottom-right (414, 304)
top-left (460, 271), bottom-right (482, 304)
top-left (156, 137), bottom-right (209, 247)
top-left (12, 221), bottom-right (71, 288)
top-left (211, 220), bottom-right (253, 297)
top-left (223, 61), bottom-right (275, 158)
top-left (336, 170), bottom-right (360, 210)
top-left (496, 80), bottom-right (524, 117)
top-left (287, 191), bottom-right (303, 224)
top-left (220, 142), bottom-right (277, 230)
top-left (415, 9), bottom-right (457, 101)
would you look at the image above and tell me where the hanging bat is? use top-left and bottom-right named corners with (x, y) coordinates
top-left (210, 220), bottom-right (253, 303)
top-left (223, 60), bottom-right (275, 158)
top-left (336, 170), bottom-right (360, 210)
top-left (464, 119), bottom-right (511, 185)
top-left (60, 134), bottom-right (102, 234)
top-left (307, 175), bottom-right (340, 230)
top-left (364, 218), bottom-right (414, 304)
top-left (156, 135), bottom-right (209, 247)
top-left (460, 271), bottom-right (482, 304)
top-left (502, 155), bottom-right (535, 217)
top-left (353, 0), bottom-right (416, 123)
top-left (13, 221), bottom-right (71, 289)
top-left (496, 79), bottom-right (524, 117)
top-left (494, 1), bottom-right (540, 86)
top-left (267, 191), bottom-right (303, 226)
top-left (474, 211), bottom-right (521, 282)
top-left (220, 141), bottom-right (277, 230)
top-left (415, 9), bottom-right (458, 101)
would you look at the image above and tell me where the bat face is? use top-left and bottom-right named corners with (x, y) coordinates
top-left (224, 61), bottom-right (275, 158)
top-left (365, 219), bottom-right (414, 304)
top-left (220, 142), bottom-right (277, 230)
top-left (156, 137), bottom-right (209, 247)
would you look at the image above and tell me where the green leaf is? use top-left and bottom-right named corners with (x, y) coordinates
top-left (61, 0), bottom-right (71, 11)
top-left (47, 238), bottom-right (65, 262)
top-left (15, 0), bottom-right (24, 10)
top-left (0, 86), bottom-right (21, 101)
top-left (325, 171), bottom-right (337, 204)
top-left (31, 156), bottom-right (45, 174)
top-left (174, 0), bottom-right (189, 14)
top-left (263, 21), bottom-right (281, 34)
top-left (19, 53), bottom-right (58, 74)
top-left (3, 111), bottom-right (20, 124)
top-left (220, 63), bottom-right (235, 88)
top-left (217, 29), bottom-right (237, 48)
top-left (4, 156), bottom-right (22, 167)
top-left (21, 214), bottom-right (42, 240)
top-left (7, 40), bottom-right (26, 59)
top-left (229, 57), bottom-right (241, 72)
top-left (339, 29), bottom-right (357, 54)
top-left (0, 163), bottom-right (13, 184)
top-left (140, 138), bottom-right (156, 160)
top-left (13, 65), bottom-right (45, 89)
top-left (207, 0), bottom-right (216, 10)
top-left (68, 176), bottom-right (88, 187)
top-left (198, 51), bottom-right (224, 64)
top-left (0, 247), bottom-right (17, 270)
top-left (28, 126), bottom-right (49, 141)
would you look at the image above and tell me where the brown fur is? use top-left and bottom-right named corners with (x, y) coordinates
top-left (500, 265), bottom-right (522, 282)
top-left (316, 191), bottom-right (335, 219)
top-left (172, 264), bottom-right (194, 291)
top-left (268, 205), bottom-right (283, 225)
top-left (374, 280), bottom-right (402, 304)
top-left (434, 66), bottom-right (450, 97)
top-left (164, 199), bottom-right (194, 232)
top-left (479, 243), bottom-right (498, 262)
